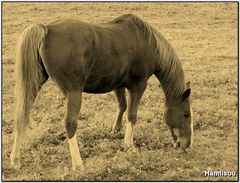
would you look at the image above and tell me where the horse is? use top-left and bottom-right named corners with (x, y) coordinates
top-left (10, 14), bottom-right (193, 171)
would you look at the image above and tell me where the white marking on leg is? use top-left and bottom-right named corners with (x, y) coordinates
top-left (68, 133), bottom-right (83, 171)
top-left (190, 106), bottom-right (194, 146)
top-left (124, 122), bottom-right (134, 149)
top-left (112, 109), bottom-right (122, 132)
top-left (10, 131), bottom-right (22, 169)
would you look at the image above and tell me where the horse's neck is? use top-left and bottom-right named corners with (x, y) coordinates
top-left (131, 18), bottom-right (186, 104)
top-left (154, 34), bottom-right (186, 105)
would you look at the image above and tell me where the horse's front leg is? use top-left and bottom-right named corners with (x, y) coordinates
top-left (112, 87), bottom-right (127, 133)
top-left (124, 81), bottom-right (147, 151)
top-left (65, 91), bottom-right (84, 171)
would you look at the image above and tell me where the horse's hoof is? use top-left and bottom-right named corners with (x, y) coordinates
top-left (111, 126), bottom-right (121, 134)
top-left (111, 130), bottom-right (121, 136)
top-left (123, 144), bottom-right (137, 153)
top-left (173, 142), bottom-right (180, 149)
top-left (110, 127), bottom-right (122, 138)
top-left (10, 159), bottom-right (21, 170)
top-left (72, 164), bottom-right (84, 173)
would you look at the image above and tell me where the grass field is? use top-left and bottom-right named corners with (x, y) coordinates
top-left (2, 2), bottom-right (238, 181)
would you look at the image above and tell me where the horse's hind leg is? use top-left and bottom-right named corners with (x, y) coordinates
top-left (124, 81), bottom-right (147, 151)
top-left (112, 87), bottom-right (127, 133)
top-left (10, 75), bottom-right (48, 169)
top-left (65, 91), bottom-right (84, 171)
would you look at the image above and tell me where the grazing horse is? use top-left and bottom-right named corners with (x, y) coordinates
top-left (11, 14), bottom-right (193, 171)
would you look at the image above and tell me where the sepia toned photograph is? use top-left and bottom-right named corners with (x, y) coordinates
top-left (1, 1), bottom-right (238, 181)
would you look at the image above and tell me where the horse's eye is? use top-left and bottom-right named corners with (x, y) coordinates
top-left (184, 113), bottom-right (190, 118)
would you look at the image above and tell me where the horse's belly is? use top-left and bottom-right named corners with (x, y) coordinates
top-left (83, 76), bottom-right (123, 93)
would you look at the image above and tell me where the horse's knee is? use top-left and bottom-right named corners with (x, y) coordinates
top-left (65, 118), bottom-right (77, 139)
top-left (119, 102), bottom-right (127, 113)
top-left (128, 114), bottom-right (137, 124)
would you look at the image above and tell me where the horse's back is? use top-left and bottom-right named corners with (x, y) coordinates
top-left (44, 19), bottom-right (96, 54)
top-left (39, 15), bottom-right (157, 94)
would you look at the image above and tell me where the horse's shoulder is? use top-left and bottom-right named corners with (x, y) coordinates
top-left (118, 13), bottom-right (138, 20)
top-left (111, 14), bottom-right (140, 24)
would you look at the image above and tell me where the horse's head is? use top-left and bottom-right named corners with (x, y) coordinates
top-left (164, 82), bottom-right (193, 150)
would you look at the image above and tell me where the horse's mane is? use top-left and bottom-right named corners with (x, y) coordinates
top-left (132, 15), bottom-right (186, 104)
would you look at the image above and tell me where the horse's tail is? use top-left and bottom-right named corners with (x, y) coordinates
top-left (14, 24), bottom-right (48, 134)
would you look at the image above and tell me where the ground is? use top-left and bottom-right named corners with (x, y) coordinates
top-left (2, 2), bottom-right (238, 181)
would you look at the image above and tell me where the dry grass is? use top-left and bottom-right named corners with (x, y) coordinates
top-left (2, 2), bottom-right (238, 181)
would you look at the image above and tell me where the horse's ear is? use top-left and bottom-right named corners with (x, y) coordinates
top-left (182, 88), bottom-right (191, 100)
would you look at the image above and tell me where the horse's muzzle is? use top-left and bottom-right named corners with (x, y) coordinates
top-left (169, 127), bottom-right (193, 150)
top-left (177, 135), bottom-right (192, 150)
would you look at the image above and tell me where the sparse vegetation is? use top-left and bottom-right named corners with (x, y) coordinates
top-left (2, 2), bottom-right (238, 181)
